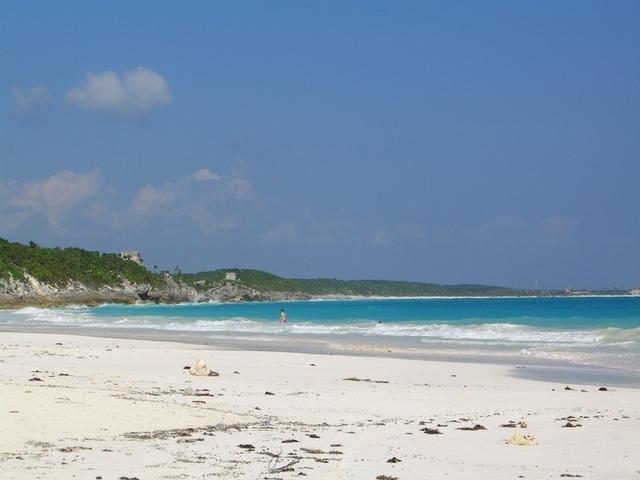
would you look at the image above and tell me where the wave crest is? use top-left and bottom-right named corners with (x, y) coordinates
top-left (2, 307), bottom-right (639, 347)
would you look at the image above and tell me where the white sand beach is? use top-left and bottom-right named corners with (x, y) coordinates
top-left (1, 331), bottom-right (639, 479)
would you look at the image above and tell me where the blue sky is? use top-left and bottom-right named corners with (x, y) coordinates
top-left (1, 1), bottom-right (639, 289)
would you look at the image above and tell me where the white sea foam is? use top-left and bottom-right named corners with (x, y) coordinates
top-left (2, 305), bottom-right (639, 370)
top-left (2, 307), bottom-right (638, 347)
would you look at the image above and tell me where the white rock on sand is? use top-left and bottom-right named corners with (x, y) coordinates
top-left (0, 331), bottom-right (638, 479)
top-left (189, 358), bottom-right (219, 376)
top-left (507, 433), bottom-right (539, 446)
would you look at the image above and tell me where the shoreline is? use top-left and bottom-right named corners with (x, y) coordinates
top-left (3, 325), bottom-right (639, 388)
top-left (2, 292), bottom-right (638, 310)
top-left (3, 296), bottom-right (639, 385)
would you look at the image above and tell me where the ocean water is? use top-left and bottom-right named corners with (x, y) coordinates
top-left (2, 296), bottom-right (640, 371)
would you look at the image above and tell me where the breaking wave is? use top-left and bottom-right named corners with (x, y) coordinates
top-left (3, 306), bottom-right (639, 348)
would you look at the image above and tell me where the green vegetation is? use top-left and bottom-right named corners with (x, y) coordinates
top-left (1, 238), bottom-right (530, 297)
top-left (179, 268), bottom-right (523, 297)
top-left (0, 238), bottom-right (162, 287)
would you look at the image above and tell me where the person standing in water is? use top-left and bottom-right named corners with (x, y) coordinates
top-left (279, 308), bottom-right (287, 323)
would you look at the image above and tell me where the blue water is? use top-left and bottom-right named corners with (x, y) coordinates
top-left (4, 296), bottom-right (640, 370)
top-left (90, 296), bottom-right (640, 329)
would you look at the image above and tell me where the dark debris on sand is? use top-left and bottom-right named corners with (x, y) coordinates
top-left (420, 427), bottom-right (442, 435)
top-left (561, 422), bottom-right (582, 428)
top-left (343, 377), bottom-right (389, 384)
top-left (124, 422), bottom-right (246, 441)
top-left (500, 421), bottom-right (527, 428)
top-left (456, 424), bottom-right (487, 431)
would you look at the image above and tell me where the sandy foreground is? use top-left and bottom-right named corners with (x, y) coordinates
top-left (1, 332), bottom-right (639, 479)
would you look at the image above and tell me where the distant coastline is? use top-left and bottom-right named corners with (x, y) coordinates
top-left (1, 237), bottom-right (635, 309)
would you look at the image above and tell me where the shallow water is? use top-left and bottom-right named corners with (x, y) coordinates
top-left (2, 296), bottom-right (640, 371)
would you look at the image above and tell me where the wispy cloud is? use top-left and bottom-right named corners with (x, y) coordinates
top-left (126, 170), bottom-right (256, 236)
top-left (227, 177), bottom-right (254, 199)
top-left (189, 169), bottom-right (221, 182)
top-left (68, 67), bottom-right (172, 115)
top-left (129, 185), bottom-right (176, 217)
top-left (12, 86), bottom-right (51, 110)
top-left (2, 170), bottom-right (100, 227)
top-left (0, 168), bottom-right (257, 241)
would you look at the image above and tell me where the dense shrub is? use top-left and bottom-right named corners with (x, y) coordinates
top-left (0, 238), bottom-right (162, 287)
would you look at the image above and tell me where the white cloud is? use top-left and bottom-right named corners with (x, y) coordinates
top-left (128, 170), bottom-right (255, 227)
top-left (227, 177), bottom-right (254, 199)
top-left (0, 180), bottom-right (15, 199)
top-left (128, 168), bottom-right (256, 225)
top-left (12, 86), bottom-right (51, 110)
top-left (129, 185), bottom-right (176, 216)
top-left (189, 169), bottom-right (221, 182)
top-left (1, 168), bottom-right (257, 237)
top-left (7, 170), bottom-right (100, 226)
top-left (68, 67), bottom-right (172, 115)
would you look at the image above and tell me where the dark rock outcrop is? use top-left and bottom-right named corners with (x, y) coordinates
top-left (0, 272), bottom-right (315, 308)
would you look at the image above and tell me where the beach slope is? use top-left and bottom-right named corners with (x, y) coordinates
top-left (1, 332), bottom-right (638, 479)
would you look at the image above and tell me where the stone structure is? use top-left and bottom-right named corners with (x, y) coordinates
top-left (120, 251), bottom-right (144, 266)
top-left (225, 272), bottom-right (237, 282)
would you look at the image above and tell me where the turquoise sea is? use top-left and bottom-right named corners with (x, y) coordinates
top-left (3, 296), bottom-right (640, 371)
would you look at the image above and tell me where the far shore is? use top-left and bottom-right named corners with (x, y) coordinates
top-left (1, 292), bottom-right (637, 310)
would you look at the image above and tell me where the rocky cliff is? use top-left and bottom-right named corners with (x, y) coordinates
top-left (0, 273), bottom-right (309, 308)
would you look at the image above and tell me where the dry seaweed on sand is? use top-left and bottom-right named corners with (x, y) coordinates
top-left (500, 421), bottom-right (527, 428)
top-left (343, 377), bottom-right (389, 384)
top-left (124, 422), bottom-right (248, 440)
top-left (420, 427), bottom-right (442, 434)
top-left (561, 422), bottom-right (582, 428)
top-left (456, 424), bottom-right (487, 431)
top-left (300, 448), bottom-right (324, 454)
